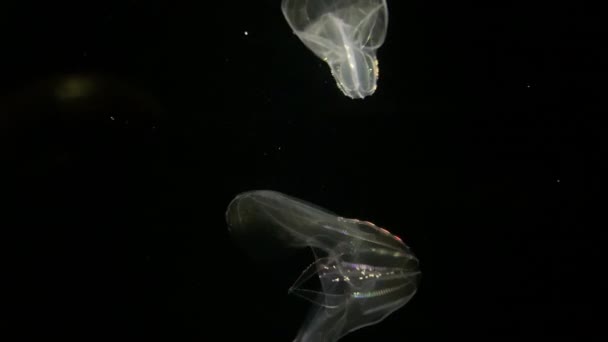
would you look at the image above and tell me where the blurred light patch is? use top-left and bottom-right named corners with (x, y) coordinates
top-left (55, 75), bottom-right (96, 101)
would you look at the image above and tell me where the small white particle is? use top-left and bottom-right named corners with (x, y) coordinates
top-left (110, 116), bottom-right (115, 121)
top-left (557, 179), bottom-right (560, 183)
top-left (244, 31), bottom-right (248, 36)
top-left (526, 84), bottom-right (531, 88)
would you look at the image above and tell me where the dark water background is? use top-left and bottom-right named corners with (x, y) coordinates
top-left (1, 0), bottom-right (604, 339)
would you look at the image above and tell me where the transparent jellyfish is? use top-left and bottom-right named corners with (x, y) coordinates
top-left (281, 0), bottom-right (389, 99)
top-left (226, 190), bottom-right (420, 342)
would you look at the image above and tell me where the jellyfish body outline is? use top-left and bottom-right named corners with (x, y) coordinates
top-left (226, 190), bottom-right (420, 342)
top-left (281, 0), bottom-right (389, 99)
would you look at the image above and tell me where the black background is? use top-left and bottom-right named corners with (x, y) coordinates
top-left (1, 0), bottom-right (604, 339)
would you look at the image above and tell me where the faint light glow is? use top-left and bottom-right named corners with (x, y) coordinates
top-left (55, 76), bottom-right (95, 101)
top-left (110, 116), bottom-right (115, 121)
top-left (244, 31), bottom-right (248, 36)
top-left (557, 179), bottom-right (561, 183)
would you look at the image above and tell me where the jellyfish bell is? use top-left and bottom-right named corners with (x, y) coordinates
top-left (226, 190), bottom-right (420, 342)
top-left (225, 190), bottom-right (337, 261)
top-left (281, 0), bottom-right (389, 99)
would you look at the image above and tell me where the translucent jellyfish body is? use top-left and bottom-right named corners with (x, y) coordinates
top-left (226, 190), bottom-right (420, 342)
top-left (282, 0), bottom-right (389, 99)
